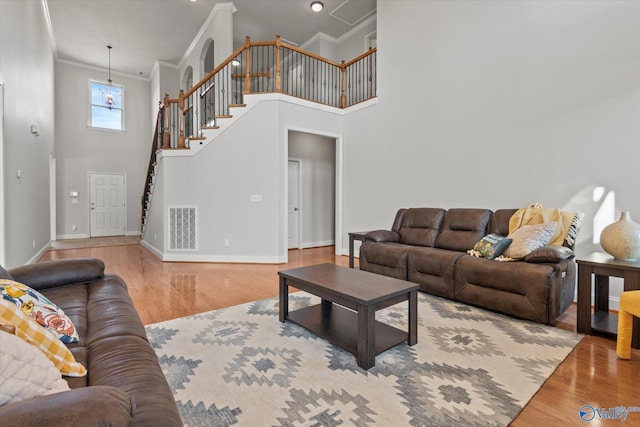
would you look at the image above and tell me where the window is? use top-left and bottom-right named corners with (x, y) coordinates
top-left (89, 80), bottom-right (124, 130)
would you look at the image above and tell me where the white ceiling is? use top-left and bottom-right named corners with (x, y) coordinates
top-left (46, 0), bottom-right (376, 78)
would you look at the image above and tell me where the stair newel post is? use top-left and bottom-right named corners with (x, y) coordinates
top-left (340, 60), bottom-right (347, 109)
top-left (178, 89), bottom-right (186, 149)
top-left (162, 94), bottom-right (171, 149)
top-left (275, 35), bottom-right (282, 93)
top-left (244, 36), bottom-right (252, 94)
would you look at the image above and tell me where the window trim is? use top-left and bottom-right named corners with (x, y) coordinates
top-left (87, 79), bottom-right (126, 131)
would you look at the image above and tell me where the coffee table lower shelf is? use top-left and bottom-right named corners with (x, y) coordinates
top-left (287, 303), bottom-right (409, 357)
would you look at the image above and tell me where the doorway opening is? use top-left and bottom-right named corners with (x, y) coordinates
top-left (287, 130), bottom-right (338, 255)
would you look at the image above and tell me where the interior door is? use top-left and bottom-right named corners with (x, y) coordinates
top-left (288, 160), bottom-right (301, 249)
top-left (89, 173), bottom-right (126, 237)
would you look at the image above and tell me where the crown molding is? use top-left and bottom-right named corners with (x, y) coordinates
top-left (56, 58), bottom-right (150, 82)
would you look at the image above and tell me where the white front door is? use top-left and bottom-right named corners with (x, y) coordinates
top-left (288, 160), bottom-right (301, 249)
top-left (89, 173), bottom-right (126, 237)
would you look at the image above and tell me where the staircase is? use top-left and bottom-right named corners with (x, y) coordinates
top-left (141, 36), bottom-right (377, 233)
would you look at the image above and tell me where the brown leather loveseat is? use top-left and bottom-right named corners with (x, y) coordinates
top-left (359, 208), bottom-right (578, 325)
top-left (0, 258), bottom-right (181, 426)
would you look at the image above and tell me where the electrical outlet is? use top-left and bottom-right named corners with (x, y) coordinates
top-left (224, 239), bottom-right (230, 247)
top-left (72, 224), bottom-right (77, 231)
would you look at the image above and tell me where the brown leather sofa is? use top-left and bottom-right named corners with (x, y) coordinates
top-left (0, 258), bottom-right (182, 427)
top-left (359, 208), bottom-right (577, 324)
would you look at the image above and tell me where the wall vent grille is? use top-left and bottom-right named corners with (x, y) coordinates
top-left (169, 206), bottom-right (197, 251)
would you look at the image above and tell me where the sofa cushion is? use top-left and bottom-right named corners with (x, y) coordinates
top-left (454, 255), bottom-right (554, 323)
top-left (504, 222), bottom-right (557, 259)
top-left (1, 280), bottom-right (79, 344)
top-left (359, 242), bottom-right (409, 280)
top-left (407, 247), bottom-right (464, 299)
top-left (434, 209), bottom-right (492, 251)
top-left (489, 209), bottom-right (518, 236)
top-left (398, 208), bottom-right (445, 247)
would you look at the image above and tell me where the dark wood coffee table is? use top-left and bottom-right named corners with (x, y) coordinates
top-left (278, 263), bottom-right (419, 369)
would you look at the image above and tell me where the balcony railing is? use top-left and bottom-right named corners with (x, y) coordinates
top-left (162, 36), bottom-right (377, 148)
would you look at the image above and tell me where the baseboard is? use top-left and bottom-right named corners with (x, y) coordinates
top-left (140, 240), bottom-right (163, 259)
top-left (140, 240), bottom-right (285, 263)
top-left (161, 253), bottom-right (285, 263)
top-left (125, 231), bottom-right (142, 236)
top-left (26, 241), bottom-right (53, 264)
top-left (301, 240), bottom-right (335, 249)
top-left (56, 233), bottom-right (90, 240)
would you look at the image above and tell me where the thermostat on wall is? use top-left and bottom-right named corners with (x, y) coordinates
top-left (69, 191), bottom-right (79, 197)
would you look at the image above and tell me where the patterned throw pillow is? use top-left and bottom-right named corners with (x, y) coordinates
top-left (504, 222), bottom-right (558, 259)
top-left (470, 234), bottom-right (513, 260)
top-left (0, 299), bottom-right (86, 377)
top-left (0, 280), bottom-right (79, 344)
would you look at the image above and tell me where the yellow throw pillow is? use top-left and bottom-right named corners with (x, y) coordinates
top-left (0, 299), bottom-right (86, 377)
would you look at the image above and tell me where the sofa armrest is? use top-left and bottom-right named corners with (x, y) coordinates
top-left (0, 386), bottom-right (134, 427)
top-left (8, 258), bottom-right (105, 291)
top-left (524, 245), bottom-right (574, 263)
top-left (365, 230), bottom-right (400, 243)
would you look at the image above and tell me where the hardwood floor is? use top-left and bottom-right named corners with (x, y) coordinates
top-left (39, 243), bottom-right (640, 426)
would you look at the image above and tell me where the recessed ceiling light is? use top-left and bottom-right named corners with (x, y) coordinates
top-left (311, 1), bottom-right (324, 12)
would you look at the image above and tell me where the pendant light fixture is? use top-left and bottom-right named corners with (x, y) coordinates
top-left (105, 45), bottom-right (115, 109)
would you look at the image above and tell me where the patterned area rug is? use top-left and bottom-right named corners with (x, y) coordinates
top-left (146, 292), bottom-right (581, 427)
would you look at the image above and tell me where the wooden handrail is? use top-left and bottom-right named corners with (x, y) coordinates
top-left (344, 47), bottom-right (377, 68)
top-left (184, 43), bottom-right (248, 99)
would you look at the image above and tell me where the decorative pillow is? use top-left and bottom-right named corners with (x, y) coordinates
top-left (0, 299), bottom-right (86, 377)
top-left (0, 329), bottom-right (70, 406)
top-left (563, 212), bottom-right (584, 249)
top-left (0, 279), bottom-right (79, 344)
top-left (504, 222), bottom-right (558, 259)
top-left (509, 204), bottom-right (584, 249)
top-left (470, 233), bottom-right (512, 260)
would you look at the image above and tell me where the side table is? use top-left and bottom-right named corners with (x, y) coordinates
top-left (348, 232), bottom-right (368, 268)
top-left (576, 252), bottom-right (640, 348)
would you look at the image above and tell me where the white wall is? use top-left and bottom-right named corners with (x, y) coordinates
top-left (55, 61), bottom-right (151, 238)
top-left (342, 0), bottom-right (640, 255)
top-left (150, 61), bottom-right (180, 128)
top-left (179, 2), bottom-right (235, 89)
top-left (288, 131), bottom-right (336, 248)
top-left (144, 95), bottom-right (345, 262)
top-left (0, 0), bottom-right (56, 267)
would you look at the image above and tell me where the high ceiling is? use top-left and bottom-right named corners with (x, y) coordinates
top-left (46, 0), bottom-right (376, 78)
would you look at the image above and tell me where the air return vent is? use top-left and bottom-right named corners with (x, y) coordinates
top-left (169, 206), bottom-right (197, 250)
